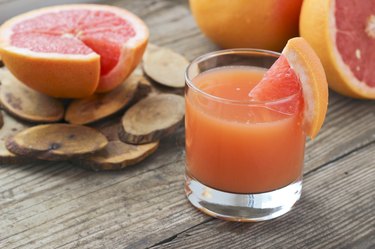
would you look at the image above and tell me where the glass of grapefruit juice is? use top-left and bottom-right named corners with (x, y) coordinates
top-left (185, 49), bottom-right (305, 221)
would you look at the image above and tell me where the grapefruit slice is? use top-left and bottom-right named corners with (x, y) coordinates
top-left (0, 4), bottom-right (148, 98)
top-left (249, 55), bottom-right (301, 101)
top-left (300, 0), bottom-right (375, 99)
top-left (249, 37), bottom-right (329, 139)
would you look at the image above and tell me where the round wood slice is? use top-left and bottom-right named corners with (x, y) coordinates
top-left (6, 124), bottom-right (108, 161)
top-left (65, 74), bottom-right (142, 125)
top-left (143, 44), bottom-right (189, 88)
top-left (0, 111), bottom-right (30, 164)
top-left (119, 94), bottom-right (185, 144)
top-left (141, 75), bottom-right (184, 96)
top-left (79, 140), bottom-right (159, 171)
top-left (0, 68), bottom-right (64, 123)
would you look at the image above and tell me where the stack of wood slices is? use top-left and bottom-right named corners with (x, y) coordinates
top-left (0, 44), bottom-right (188, 170)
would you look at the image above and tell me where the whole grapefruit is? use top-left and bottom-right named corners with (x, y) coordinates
top-left (189, 0), bottom-right (303, 51)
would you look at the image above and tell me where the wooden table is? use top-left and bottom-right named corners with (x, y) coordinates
top-left (1, 0), bottom-right (374, 248)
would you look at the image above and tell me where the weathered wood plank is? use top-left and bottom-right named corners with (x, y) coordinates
top-left (0, 131), bottom-right (209, 249)
top-left (152, 143), bottom-right (375, 249)
top-left (0, 0), bottom-right (103, 23)
top-left (304, 93), bottom-right (375, 172)
top-left (0, 0), bottom-right (374, 248)
top-left (0, 93), bottom-right (373, 248)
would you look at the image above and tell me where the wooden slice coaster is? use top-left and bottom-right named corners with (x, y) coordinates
top-left (79, 140), bottom-right (159, 171)
top-left (6, 124), bottom-right (108, 161)
top-left (143, 44), bottom-right (189, 88)
top-left (65, 74), bottom-right (143, 125)
top-left (0, 68), bottom-right (64, 123)
top-left (119, 94), bottom-right (185, 144)
top-left (0, 111), bottom-right (30, 164)
top-left (140, 75), bottom-right (184, 96)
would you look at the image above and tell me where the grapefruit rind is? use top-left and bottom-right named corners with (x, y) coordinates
top-left (283, 38), bottom-right (329, 139)
top-left (189, 0), bottom-right (303, 51)
top-left (0, 46), bottom-right (100, 98)
top-left (0, 6), bottom-right (101, 97)
top-left (300, 0), bottom-right (375, 99)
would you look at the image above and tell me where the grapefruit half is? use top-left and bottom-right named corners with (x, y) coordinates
top-left (249, 37), bottom-right (329, 139)
top-left (0, 4), bottom-right (149, 98)
top-left (300, 0), bottom-right (375, 99)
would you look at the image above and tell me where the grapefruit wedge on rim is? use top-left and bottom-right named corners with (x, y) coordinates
top-left (300, 0), bottom-right (375, 99)
top-left (0, 4), bottom-right (149, 98)
top-left (250, 37), bottom-right (329, 139)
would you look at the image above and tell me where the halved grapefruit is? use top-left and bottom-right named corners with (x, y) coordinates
top-left (300, 0), bottom-right (375, 99)
top-left (250, 37), bottom-right (329, 139)
top-left (0, 4), bottom-right (148, 98)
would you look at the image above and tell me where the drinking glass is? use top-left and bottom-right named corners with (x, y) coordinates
top-left (184, 49), bottom-right (305, 221)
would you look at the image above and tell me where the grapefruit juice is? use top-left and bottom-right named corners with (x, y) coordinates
top-left (185, 66), bottom-right (305, 194)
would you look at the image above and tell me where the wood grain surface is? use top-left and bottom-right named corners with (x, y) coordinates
top-left (0, 0), bottom-right (374, 248)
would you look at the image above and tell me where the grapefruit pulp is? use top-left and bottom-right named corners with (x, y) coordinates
top-left (249, 55), bottom-right (301, 101)
top-left (300, 0), bottom-right (375, 99)
top-left (0, 4), bottom-right (149, 98)
top-left (250, 37), bottom-right (329, 139)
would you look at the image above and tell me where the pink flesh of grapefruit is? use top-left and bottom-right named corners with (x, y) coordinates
top-left (300, 0), bottom-right (375, 99)
top-left (11, 10), bottom-right (136, 76)
top-left (249, 55), bottom-right (303, 115)
top-left (0, 5), bottom-right (149, 98)
top-left (249, 55), bottom-right (301, 101)
top-left (335, 0), bottom-right (375, 88)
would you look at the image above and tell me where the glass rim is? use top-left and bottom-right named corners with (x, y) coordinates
top-left (185, 48), bottom-right (300, 105)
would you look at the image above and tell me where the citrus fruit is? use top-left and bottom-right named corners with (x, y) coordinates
top-left (300, 0), bottom-right (375, 99)
top-left (0, 4), bottom-right (148, 98)
top-left (249, 55), bottom-right (301, 101)
top-left (189, 0), bottom-right (303, 51)
top-left (249, 37), bottom-right (329, 139)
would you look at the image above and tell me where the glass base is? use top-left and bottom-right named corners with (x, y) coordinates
top-left (185, 173), bottom-right (302, 222)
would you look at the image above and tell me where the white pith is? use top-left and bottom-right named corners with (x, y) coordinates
top-left (1, 46), bottom-right (100, 60)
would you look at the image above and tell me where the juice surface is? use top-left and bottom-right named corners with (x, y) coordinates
top-left (185, 66), bottom-right (305, 193)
